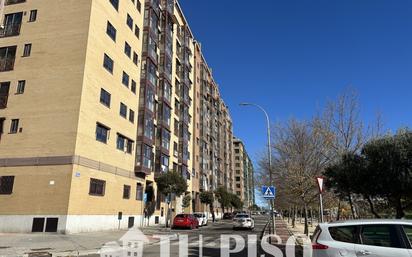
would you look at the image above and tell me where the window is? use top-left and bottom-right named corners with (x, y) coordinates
top-left (123, 185), bottom-right (131, 199)
top-left (23, 43), bottom-right (32, 57)
top-left (136, 183), bottom-right (143, 200)
top-left (136, 0), bottom-right (141, 12)
top-left (143, 144), bottom-right (152, 169)
top-left (16, 80), bottom-right (25, 94)
top-left (120, 103), bottom-right (127, 118)
top-left (133, 52), bottom-right (138, 65)
top-left (403, 226), bottom-right (412, 244)
top-left (0, 118), bottom-right (4, 137)
top-left (117, 134), bottom-right (126, 151)
top-left (144, 117), bottom-right (153, 140)
top-left (236, 177), bottom-right (240, 182)
top-left (122, 71), bottom-right (129, 87)
top-left (126, 138), bottom-right (133, 154)
top-left (96, 123), bottom-right (110, 143)
top-left (29, 10), bottom-right (37, 22)
top-left (0, 46), bottom-right (17, 72)
top-left (131, 80), bottom-right (136, 94)
top-left (0, 82), bottom-right (10, 108)
top-left (144, 89), bottom-right (155, 113)
top-left (89, 178), bottom-right (105, 196)
top-left (162, 105), bottom-right (171, 126)
top-left (126, 14), bottom-right (133, 30)
top-left (361, 225), bottom-right (402, 248)
top-left (106, 21), bottom-right (117, 41)
top-left (129, 109), bottom-right (135, 123)
top-left (161, 129), bottom-right (170, 150)
top-left (103, 54), bottom-right (114, 73)
top-left (134, 25), bottom-right (140, 38)
top-left (160, 154), bottom-right (169, 172)
top-left (124, 42), bottom-right (131, 58)
top-left (0, 176), bottom-right (15, 195)
top-left (109, 0), bottom-right (119, 10)
top-left (10, 119), bottom-right (19, 133)
top-left (100, 88), bottom-right (111, 107)
top-left (329, 226), bottom-right (358, 244)
top-left (2, 12), bottom-right (22, 37)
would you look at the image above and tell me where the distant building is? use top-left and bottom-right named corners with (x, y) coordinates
top-left (233, 138), bottom-right (255, 209)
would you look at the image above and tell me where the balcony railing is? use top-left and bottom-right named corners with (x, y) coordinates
top-left (0, 23), bottom-right (21, 38)
top-left (5, 0), bottom-right (26, 5)
top-left (0, 58), bottom-right (15, 72)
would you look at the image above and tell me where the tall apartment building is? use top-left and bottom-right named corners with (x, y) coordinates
top-left (136, 0), bottom-right (194, 216)
top-left (0, 0), bottom-right (196, 234)
top-left (233, 138), bottom-right (255, 209)
top-left (192, 42), bottom-right (235, 214)
top-left (0, 0), bottom-right (244, 233)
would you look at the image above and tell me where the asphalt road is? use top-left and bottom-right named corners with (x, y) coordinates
top-left (83, 215), bottom-right (303, 257)
top-left (143, 215), bottom-right (270, 257)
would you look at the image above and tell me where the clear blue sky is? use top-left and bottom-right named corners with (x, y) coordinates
top-left (179, 0), bottom-right (412, 201)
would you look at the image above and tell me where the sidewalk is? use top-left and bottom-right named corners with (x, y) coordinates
top-left (285, 218), bottom-right (318, 236)
top-left (274, 218), bottom-right (292, 243)
top-left (0, 225), bottom-right (172, 257)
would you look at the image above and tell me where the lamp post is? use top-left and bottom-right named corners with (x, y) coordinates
top-left (240, 103), bottom-right (275, 234)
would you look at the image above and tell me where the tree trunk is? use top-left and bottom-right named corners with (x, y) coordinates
top-left (288, 206), bottom-right (291, 223)
top-left (395, 197), bottom-right (405, 219)
top-left (304, 203), bottom-right (309, 236)
top-left (337, 200), bottom-right (341, 221)
top-left (292, 206), bottom-right (296, 228)
top-left (166, 195), bottom-right (171, 228)
top-left (348, 194), bottom-right (358, 219)
top-left (366, 195), bottom-right (381, 218)
top-left (310, 207), bottom-right (313, 227)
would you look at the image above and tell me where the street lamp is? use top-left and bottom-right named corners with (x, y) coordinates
top-left (239, 103), bottom-right (275, 234)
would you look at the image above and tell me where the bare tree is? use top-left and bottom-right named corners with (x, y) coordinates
top-left (319, 89), bottom-right (385, 219)
top-left (271, 119), bottom-right (332, 235)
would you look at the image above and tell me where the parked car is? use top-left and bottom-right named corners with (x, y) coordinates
top-left (312, 219), bottom-right (412, 257)
top-left (172, 214), bottom-right (199, 230)
top-left (233, 214), bottom-right (254, 230)
top-left (223, 213), bottom-right (234, 220)
top-left (194, 212), bottom-right (208, 226)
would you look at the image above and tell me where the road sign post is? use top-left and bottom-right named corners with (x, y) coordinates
top-left (316, 177), bottom-right (325, 223)
top-left (262, 186), bottom-right (276, 234)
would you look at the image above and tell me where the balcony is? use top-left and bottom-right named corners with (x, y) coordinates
top-left (148, 46), bottom-right (158, 63)
top-left (0, 58), bottom-right (15, 72)
top-left (166, 0), bottom-right (174, 15)
top-left (0, 23), bottom-right (21, 38)
top-left (147, 0), bottom-right (160, 15)
top-left (5, 0), bottom-right (26, 5)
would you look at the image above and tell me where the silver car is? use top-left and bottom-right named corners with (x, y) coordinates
top-left (233, 214), bottom-right (254, 230)
top-left (312, 219), bottom-right (412, 257)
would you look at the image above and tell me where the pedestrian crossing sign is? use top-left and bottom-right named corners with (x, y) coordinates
top-left (262, 186), bottom-right (276, 199)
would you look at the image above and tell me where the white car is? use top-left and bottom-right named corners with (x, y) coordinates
top-left (233, 214), bottom-right (254, 230)
top-left (312, 219), bottom-right (412, 257)
top-left (193, 213), bottom-right (208, 227)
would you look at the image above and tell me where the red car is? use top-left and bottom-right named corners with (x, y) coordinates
top-left (172, 214), bottom-right (199, 229)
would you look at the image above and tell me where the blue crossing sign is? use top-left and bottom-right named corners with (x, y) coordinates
top-left (262, 186), bottom-right (276, 199)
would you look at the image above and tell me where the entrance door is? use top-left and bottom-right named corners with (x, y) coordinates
top-left (32, 218), bottom-right (45, 232)
top-left (45, 218), bottom-right (58, 232)
top-left (128, 217), bottom-right (135, 228)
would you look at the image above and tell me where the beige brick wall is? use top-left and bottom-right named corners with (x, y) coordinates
top-left (0, 165), bottom-right (72, 215)
top-left (0, 0), bottom-right (92, 158)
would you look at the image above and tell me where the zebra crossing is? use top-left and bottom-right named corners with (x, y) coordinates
top-left (151, 235), bottom-right (224, 248)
